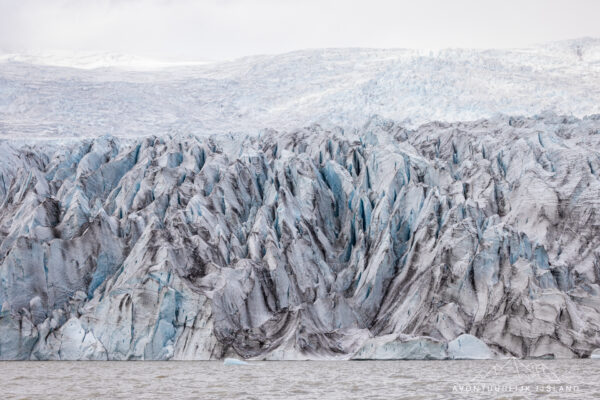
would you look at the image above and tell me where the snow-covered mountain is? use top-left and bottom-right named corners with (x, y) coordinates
top-left (1, 38), bottom-right (600, 138)
top-left (1, 40), bottom-right (600, 360)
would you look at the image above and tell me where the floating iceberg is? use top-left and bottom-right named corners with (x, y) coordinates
top-left (352, 335), bottom-right (448, 360)
top-left (447, 334), bottom-right (493, 360)
top-left (224, 358), bottom-right (249, 366)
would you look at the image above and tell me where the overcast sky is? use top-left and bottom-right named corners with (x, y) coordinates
top-left (1, 0), bottom-right (599, 61)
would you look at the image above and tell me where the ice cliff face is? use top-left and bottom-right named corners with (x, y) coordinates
top-left (1, 114), bottom-right (600, 360)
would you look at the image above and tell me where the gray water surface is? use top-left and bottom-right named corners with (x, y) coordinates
top-left (1, 360), bottom-right (598, 399)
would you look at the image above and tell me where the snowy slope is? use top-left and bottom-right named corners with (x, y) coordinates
top-left (1, 38), bottom-right (600, 138)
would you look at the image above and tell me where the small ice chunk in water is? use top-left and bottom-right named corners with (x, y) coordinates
top-left (447, 334), bottom-right (493, 360)
top-left (224, 358), bottom-right (249, 366)
top-left (591, 349), bottom-right (600, 359)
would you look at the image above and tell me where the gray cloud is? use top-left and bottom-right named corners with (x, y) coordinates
top-left (1, 0), bottom-right (599, 60)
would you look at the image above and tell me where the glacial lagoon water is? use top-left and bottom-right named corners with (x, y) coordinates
top-left (1, 360), bottom-right (598, 399)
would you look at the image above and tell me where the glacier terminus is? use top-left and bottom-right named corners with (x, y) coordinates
top-left (1, 40), bottom-right (600, 361)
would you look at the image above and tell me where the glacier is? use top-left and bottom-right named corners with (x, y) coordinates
top-left (1, 113), bottom-right (600, 360)
top-left (1, 38), bottom-right (600, 139)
